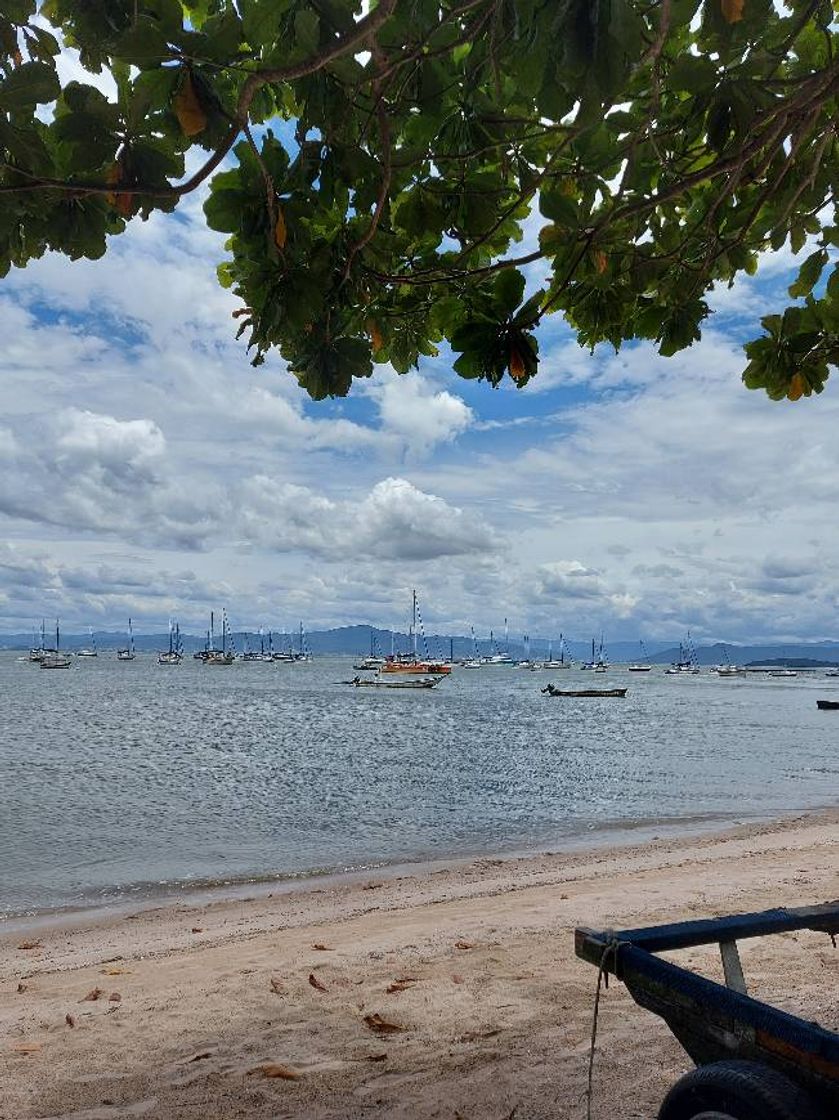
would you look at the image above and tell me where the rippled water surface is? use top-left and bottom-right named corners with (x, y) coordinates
top-left (2, 653), bottom-right (838, 915)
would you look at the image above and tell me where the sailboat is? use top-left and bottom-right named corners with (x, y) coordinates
top-left (666, 632), bottom-right (701, 674)
top-left (628, 640), bottom-right (652, 672)
top-left (293, 621), bottom-right (312, 662)
top-left (117, 618), bottom-right (135, 661)
top-left (205, 610), bottom-right (235, 664)
top-left (354, 626), bottom-right (387, 671)
top-left (41, 620), bottom-right (72, 669)
top-left (158, 619), bottom-right (183, 665)
top-left (580, 636), bottom-right (608, 671)
top-left (382, 591), bottom-right (451, 674)
top-left (713, 644), bottom-right (746, 677)
top-left (29, 618), bottom-right (53, 662)
top-left (76, 627), bottom-right (98, 657)
top-left (460, 626), bottom-right (483, 668)
top-left (481, 619), bottom-right (514, 665)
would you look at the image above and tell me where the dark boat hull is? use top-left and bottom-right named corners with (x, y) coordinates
top-left (542, 685), bottom-right (627, 698)
top-left (817, 699), bottom-right (839, 710)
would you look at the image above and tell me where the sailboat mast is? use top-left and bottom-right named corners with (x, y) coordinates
top-left (504, 617), bottom-right (509, 653)
top-left (128, 617), bottom-right (134, 654)
top-left (55, 619), bottom-right (60, 652)
top-left (210, 611), bottom-right (215, 653)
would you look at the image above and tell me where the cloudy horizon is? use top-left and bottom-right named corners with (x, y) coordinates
top-left (2, 140), bottom-right (838, 645)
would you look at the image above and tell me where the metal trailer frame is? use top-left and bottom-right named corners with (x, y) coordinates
top-left (575, 902), bottom-right (839, 1113)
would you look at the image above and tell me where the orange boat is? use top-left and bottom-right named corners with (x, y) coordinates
top-left (381, 659), bottom-right (452, 675)
top-left (382, 590), bottom-right (453, 675)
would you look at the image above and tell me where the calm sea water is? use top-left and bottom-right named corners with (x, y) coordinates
top-left (2, 652), bottom-right (838, 917)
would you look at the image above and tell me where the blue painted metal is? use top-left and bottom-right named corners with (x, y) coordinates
top-left (575, 901), bottom-right (839, 1107)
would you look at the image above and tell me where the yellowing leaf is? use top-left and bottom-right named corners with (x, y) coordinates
top-left (508, 348), bottom-right (526, 381)
top-left (366, 320), bottom-right (383, 351)
top-left (174, 73), bottom-right (207, 137)
top-left (721, 0), bottom-right (744, 22)
top-left (274, 207), bottom-right (287, 249)
top-left (593, 249), bottom-right (608, 275)
top-left (787, 373), bottom-right (805, 401)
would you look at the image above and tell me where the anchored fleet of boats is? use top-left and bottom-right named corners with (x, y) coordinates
top-left (20, 607), bottom-right (839, 705)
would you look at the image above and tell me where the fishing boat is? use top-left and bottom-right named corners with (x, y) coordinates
top-left (381, 591), bottom-right (451, 674)
top-left (541, 684), bottom-right (626, 698)
top-left (817, 699), bottom-right (839, 710)
top-left (76, 627), bottom-right (98, 657)
top-left (349, 674), bottom-right (442, 690)
top-left (158, 619), bottom-right (183, 665)
top-left (40, 619), bottom-right (72, 669)
top-left (628, 640), bottom-right (652, 672)
top-left (117, 618), bottom-right (135, 661)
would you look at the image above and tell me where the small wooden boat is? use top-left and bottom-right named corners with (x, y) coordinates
top-left (816, 699), bottom-right (839, 710)
top-left (541, 684), bottom-right (627, 698)
top-left (348, 675), bottom-right (442, 689)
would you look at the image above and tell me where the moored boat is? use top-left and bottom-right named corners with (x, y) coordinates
top-left (628, 639), bottom-right (652, 672)
top-left (117, 618), bottom-right (135, 661)
top-left (381, 591), bottom-right (451, 674)
top-left (40, 620), bottom-right (71, 669)
top-left (158, 619), bottom-right (183, 665)
top-left (817, 699), bottom-right (839, 710)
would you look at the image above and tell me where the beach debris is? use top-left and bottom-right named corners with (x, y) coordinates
top-left (365, 1052), bottom-right (388, 1062)
top-left (65, 1014), bottom-right (75, 1028)
top-left (363, 1013), bottom-right (404, 1034)
top-left (16, 982), bottom-right (28, 993)
top-left (81, 988), bottom-right (104, 1002)
top-left (109, 992), bottom-right (122, 1003)
top-left (101, 967), bottom-right (131, 976)
top-left (12, 1041), bottom-right (42, 1053)
top-left (363, 882), bottom-right (383, 890)
top-left (386, 978), bottom-right (418, 994)
top-left (184, 1051), bottom-right (212, 1063)
top-left (308, 972), bottom-right (328, 992)
top-left (191, 927), bottom-right (204, 934)
top-left (311, 943), bottom-right (333, 951)
top-left (454, 940), bottom-right (475, 950)
top-left (100, 955), bottom-right (123, 963)
top-left (269, 976), bottom-right (285, 995)
top-left (17, 940), bottom-right (41, 951)
top-left (247, 1062), bottom-right (300, 1080)
top-left (451, 974), bottom-right (464, 984)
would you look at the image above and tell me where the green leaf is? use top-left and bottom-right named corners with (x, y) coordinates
top-left (0, 61), bottom-right (59, 110)
top-left (788, 249), bottom-right (828, 299)
top-left (492, 269), bottom-right (525, 317)
top-left (539, 189), bottom-right (579, 228)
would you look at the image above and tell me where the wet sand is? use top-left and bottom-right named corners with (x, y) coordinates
top-left (1, 811), bottom-right (838, 1119)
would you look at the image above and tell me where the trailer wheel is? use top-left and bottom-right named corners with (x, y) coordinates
top-left (657, 1060), bottom-right (824, 1120)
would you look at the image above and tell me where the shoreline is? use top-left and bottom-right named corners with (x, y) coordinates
top-left (2, 808), bottom-right (838, 1118)
top-left (1, 803), bottom-right (816, 933)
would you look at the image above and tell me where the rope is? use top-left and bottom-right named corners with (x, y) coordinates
top-left (584, 934), bottom-right (622, 1120)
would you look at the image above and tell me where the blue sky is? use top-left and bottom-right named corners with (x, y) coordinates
top-left (1, 55), bottom-right (838, 644)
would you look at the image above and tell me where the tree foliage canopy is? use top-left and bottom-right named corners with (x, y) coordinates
top-left (1, 0), bottom-right (837, 400)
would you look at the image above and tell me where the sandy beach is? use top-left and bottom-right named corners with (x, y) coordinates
top-left (2, 811), bottom-right (838, 1119)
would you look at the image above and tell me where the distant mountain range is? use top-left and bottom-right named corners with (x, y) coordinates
top-left (2, 624), bottom-right (839, 666)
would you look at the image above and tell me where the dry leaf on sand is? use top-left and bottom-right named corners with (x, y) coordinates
top-left (451, 974), bottom-right (464, 984)
top-left (81, 988), bottom-right (104, 1002)
top-left (12, 1041), bottom-right (42, 1053)
top-left (386, 978), bottom-right (418, 994)
top-left (269, 976), bottom-right (285, 994)
top-left (191, 927), bottom-right (204, 934)
top-left (101, 967), bottom-right (131, 975)
top-left (308, 972), bottom-right (328, 992)
top-left (311, 943), bottom-right (333, 951)
top-left (364, 1013), bottom-right (404, 1034)
top-left (65, 1014), bottom-right (75, 1028)
top-left (109, 992), bottom-right (122, 1003)
top-left (16, 982), bottom-right (28, 993)
top-left (17, 941), bottom-right (41, 950)
top-left (454, 940), bottom-right (474, 950)
top-left (365, 1052), bottom-right (388, 1062)
top-left (247, 1063), bottom-right (300, 1080)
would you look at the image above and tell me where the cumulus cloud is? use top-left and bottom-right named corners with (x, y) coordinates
top-left (368, 370), bottom-right (473, 456)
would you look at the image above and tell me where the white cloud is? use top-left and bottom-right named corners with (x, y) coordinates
top-left (368, 370), bottom-right (473, 456)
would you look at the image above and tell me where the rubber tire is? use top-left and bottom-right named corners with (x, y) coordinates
top-left (657, 1060), bottom-right (825, 1120)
